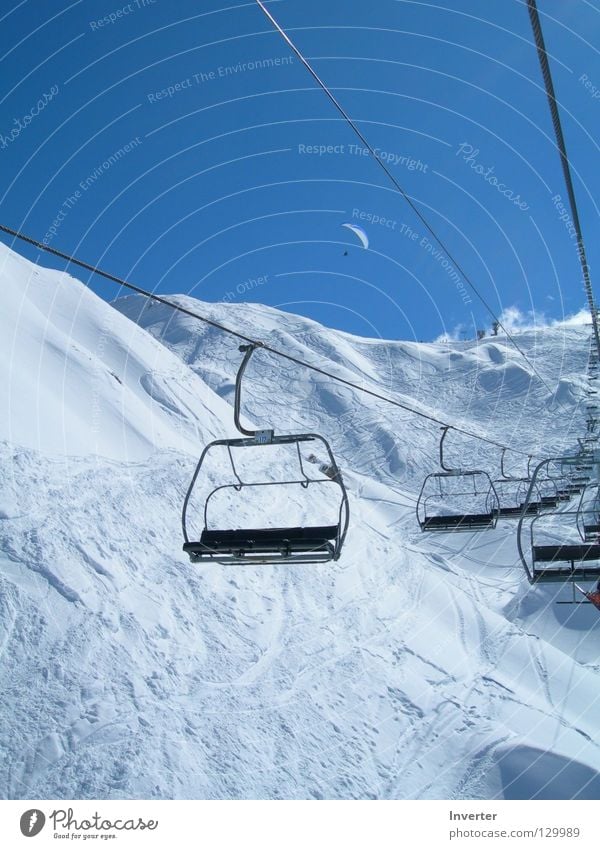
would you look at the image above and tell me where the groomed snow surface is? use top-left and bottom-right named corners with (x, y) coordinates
top-left (0, 242), bottom-right (598, 800)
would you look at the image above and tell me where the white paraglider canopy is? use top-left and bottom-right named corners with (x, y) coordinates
top-left (341, 223), bottom-right (369, 249)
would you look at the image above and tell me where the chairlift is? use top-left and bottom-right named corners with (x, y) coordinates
top-left (495, 481), bottom-right (541, 518)
top-left (416, 426), bottom-right (500, 531)
top-left (576, 482), bottom-right (600, 543)
top-left (577, 437), bottom-right (597, 461)
top-left (182, 344), bottom-right (350, 564)
top-left (517, 456), bottom-right (600, 584)
top-left (494, 450), bottom-right (541, 518)
top-left (540, 458), bottom-right (588, 501)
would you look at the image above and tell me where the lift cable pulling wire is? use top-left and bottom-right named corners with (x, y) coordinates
top-left (0, 222), bottom-right (563, 460)
top-left (527, 0), bottom-right (600, 361)
top-left (253, 0), bottom-right (561, 403)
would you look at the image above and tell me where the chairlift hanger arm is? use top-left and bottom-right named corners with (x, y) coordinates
top-left (500, 448), bottom-right (519, 481)
top-left (233, 343), bottom-right (274, 439)
top-left (439, 426), bottom-right (479, 475)
top-left (500, 448), bottom-right (510, 481)
top-left (527, 455), bottom-right (533, 479)
top-left (499, 448), bottom-right (531, 482)
top-left (439, 426), bottom-right (455, 473)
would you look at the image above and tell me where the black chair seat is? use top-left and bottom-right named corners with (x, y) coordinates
top-left (499, 503), bottom-right (539, 517)
top-left (185, 525), bottom-right (338, 556)
top-left (423, 513), bottom-right (495, 530)
top-left (533, 543), bottom-right (600, 563)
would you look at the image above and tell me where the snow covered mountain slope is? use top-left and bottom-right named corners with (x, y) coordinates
top-left (115, 294), bottom-right (590, 486)
top-left (1, 242), bottom-right (599, 801)
top-left (0, 243), bottom-right (234, 460)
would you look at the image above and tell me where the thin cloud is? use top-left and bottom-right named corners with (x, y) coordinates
top-left (435, 306), bottom-right (590, 342)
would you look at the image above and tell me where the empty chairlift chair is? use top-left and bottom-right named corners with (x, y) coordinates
top-left (416, 427), bottom-right (500, 532)
top-left (527, 457), bottom-right (572, 510)
top-left (495, 451), bottom-right (541, 518)
top-left (576, 482), bottom-right (600, 543)
top-left (546, 458), bottom-right (590, 501)
top-left (182, 344), bottom-right (350, 564)
top-left (517, 456), bottom-right (600, 584)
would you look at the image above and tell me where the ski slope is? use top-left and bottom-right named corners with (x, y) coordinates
top-left (1, 241), bottom-right (599, 800)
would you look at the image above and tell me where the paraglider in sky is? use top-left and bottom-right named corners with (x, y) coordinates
top-left (341, 223), bottom-right (369, 250)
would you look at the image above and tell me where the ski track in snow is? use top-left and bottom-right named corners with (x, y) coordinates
top-left (0, 243), bottom-right (599, 799)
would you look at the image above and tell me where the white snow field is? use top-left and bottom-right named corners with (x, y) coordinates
top-left (1, 240), bottom-right (599, 800)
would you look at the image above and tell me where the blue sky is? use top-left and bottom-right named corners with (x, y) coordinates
top-left (0, 0), bottom-right (598, 342)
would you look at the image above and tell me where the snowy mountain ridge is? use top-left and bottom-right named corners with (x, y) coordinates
top-left (1, 241), bottom-right (599, 801)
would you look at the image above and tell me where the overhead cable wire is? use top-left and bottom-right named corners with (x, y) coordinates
top-left (527, 0), bottom-right (600, 360)
top-left (253, 0), bottom-right (561, 402)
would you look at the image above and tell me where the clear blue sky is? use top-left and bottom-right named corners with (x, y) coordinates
top-left (0, 0), bottom-right (598, 342)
